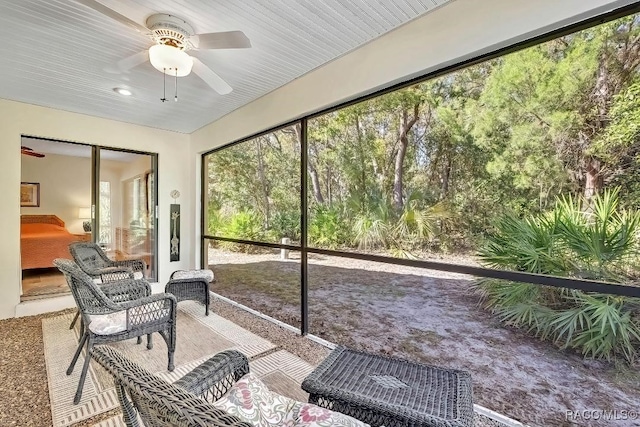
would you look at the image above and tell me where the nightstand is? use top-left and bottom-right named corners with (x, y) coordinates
top-left (72, 233), bottom-right (92, 242)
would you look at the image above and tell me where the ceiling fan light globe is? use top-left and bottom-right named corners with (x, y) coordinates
top-left (148, 44), bottom-right (193, 77)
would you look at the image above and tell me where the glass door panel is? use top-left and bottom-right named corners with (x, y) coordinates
top-left (97, 149), bottom-right (157, 280)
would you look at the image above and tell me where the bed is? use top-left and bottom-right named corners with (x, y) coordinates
top-left (21, 215), bottom-right (77, 270)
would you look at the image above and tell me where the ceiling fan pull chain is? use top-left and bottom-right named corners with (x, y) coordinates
top-left (175, 68), bottom-right (178, 102)
top-left (161, 68), bottom-right (167, 102)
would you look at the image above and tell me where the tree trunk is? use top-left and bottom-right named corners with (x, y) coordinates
top-left (354, 114), bottom-right (367, 210)
top-left (393, 104), bottom-right (420, 211)
top-left (584, 157), bottom-right (603, 200)
top-left (582, 54), bottom-right (610, 200)
top-left (255, 138), bottom-right (270, 227)
top-left (308, 162), bottom-right (324, 204)
top-left (296, 123), bottom-right (325, 204)
top-left (441, 155), bottom-right (452, 199)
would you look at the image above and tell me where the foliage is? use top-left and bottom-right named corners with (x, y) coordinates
top-left (206, 13), bottom-right (640, 253)
top-left (477, 189), bottom-right (640, 363)
top-left (270, 210), bottom-right (301, 242)
top-left (308, 206), bottom-right (350, 249)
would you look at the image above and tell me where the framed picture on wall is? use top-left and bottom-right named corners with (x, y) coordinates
top-left (20, 182), bottom-right (40, 207)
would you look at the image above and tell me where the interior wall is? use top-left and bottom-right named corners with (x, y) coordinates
top-left (21, 152), bottom-right (91, 234)
top-left (189, 0), bottom-right (634, 266)
top-left (0, 98), bottom-right (192, 319)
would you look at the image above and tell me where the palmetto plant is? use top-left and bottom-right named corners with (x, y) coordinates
top-left (477, 188), bottom-right (640, 363)
top-left (352, 199), bottom-right (450, 255)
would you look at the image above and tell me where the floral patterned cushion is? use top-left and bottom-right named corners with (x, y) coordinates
top-left (212, 373), bottom-right (368, 427)
top-left (289, 402), bottom-right (368, 427)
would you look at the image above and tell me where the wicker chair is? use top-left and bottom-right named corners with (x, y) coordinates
top-left (69, 242), bottom-right (146, 281)
top-left (68, 242), bottom-right (148, 330)
top-left (91, 345), bottom-right (253, 427)
top-left (54, 259), bottom-right (177, 405)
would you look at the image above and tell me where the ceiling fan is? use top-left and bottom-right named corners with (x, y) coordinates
top-left (21, 146), bottom-right (45, 158)
top-left (75, 0), bottom-right (252, 95)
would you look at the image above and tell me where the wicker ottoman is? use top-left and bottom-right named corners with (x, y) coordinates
top-left (301, 346), bottom-right (474, 427)
top-left (165, 269), bottom-right (214, 316)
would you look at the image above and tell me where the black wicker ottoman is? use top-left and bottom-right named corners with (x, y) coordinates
top-left (301, 346), bottom-right (474, 427)
top-left (165, 269), bottom-right (214, 316)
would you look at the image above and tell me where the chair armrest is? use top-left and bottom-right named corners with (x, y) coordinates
top-left (111, 259), bottom-right (146, 273)
top-left (99, 267), bottom-right (136, 283)
top-left (118, 293), bottom-right (177, 310)
top-left (119, 293), bottom-right (177, 328)
top-left (101, 279), bottom-right (151, 303)
top-left (84, 265), bottom-right (133, 279)
top-left (174, 350), bottom-right (250, 400)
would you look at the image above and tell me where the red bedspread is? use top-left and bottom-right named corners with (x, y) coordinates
top-left (21, 223), bottom-right (76, 270)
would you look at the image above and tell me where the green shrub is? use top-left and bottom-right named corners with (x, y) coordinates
top-left (219, 210), bottom-right (264, 252)
top-left (477, 188), bottom-right (640, 363)
top-left (270, 210), bottom-right (301, 241)
top-left (309, 206), bottom-right (348, 249)
top-left (207, 208), bottom-right (226, 236)
top-left (353, 214), bottom-right (389, 250)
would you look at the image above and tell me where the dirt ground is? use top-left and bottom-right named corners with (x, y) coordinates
top-left (209, 249), bottom-right (640, 427)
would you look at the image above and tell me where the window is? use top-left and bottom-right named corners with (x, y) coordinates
top-left (99, 181), bottom-right (111, 246)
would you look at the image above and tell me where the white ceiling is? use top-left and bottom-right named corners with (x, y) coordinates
top-left (0, 0), bottom-right (451, 134)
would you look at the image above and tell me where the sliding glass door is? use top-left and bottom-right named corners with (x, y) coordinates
top-left (95, 149), bottom-right (158, 280)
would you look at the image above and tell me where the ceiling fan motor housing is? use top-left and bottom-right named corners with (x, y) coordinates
top-left (146, 13), bottom-right (195, 50)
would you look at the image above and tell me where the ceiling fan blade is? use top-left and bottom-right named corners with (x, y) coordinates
top-left (193, 31), bottom-right (251, 50)
top-left (117, 50), bottom-right (149, 72)
top-left (74, 0), bottom-right (149, 34)
top-left (192, 57), bottom-right (232, 95)
top-left (21, 150), bottom-right (45, 158)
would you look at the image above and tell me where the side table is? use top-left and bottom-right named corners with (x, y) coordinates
top-left (301, 346), bottom-right (474, 427)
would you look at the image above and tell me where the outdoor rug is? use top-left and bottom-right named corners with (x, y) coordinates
top-left (43, 301), bottom-right (279, 427)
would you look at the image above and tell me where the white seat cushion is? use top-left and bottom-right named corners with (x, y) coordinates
top-left (171, 269), bottom-right (214, 282)
top-left (88, 302), bottom-right (169, 335)
top-left (88, 311), bottom-right (127, 335)
top-left (212, 373), bottom-right (368, 427)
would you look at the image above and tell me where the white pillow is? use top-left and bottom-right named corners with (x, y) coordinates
top-left (211, 373), bottom-right (368, 427)
top-left (88, 311), bottom-right (127, 335)
top-left (171, 269), bottom-right (214, 282)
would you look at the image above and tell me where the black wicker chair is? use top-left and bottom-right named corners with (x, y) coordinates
top-left (68, 242), bottom-right (148, 330)
top-left (69, 242), bottom-right (146, 281)
top-left (54, 259), bottom-right (177, 405)
top-left (91, 345), bottom-right (253, 427)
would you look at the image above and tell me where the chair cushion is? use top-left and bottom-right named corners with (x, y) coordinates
top-left (88, 311), bottom-right (127, 335)
top-left (171, 269), bottom-right (214, 282)
top-left (212, 373), bottom-right (368, 427)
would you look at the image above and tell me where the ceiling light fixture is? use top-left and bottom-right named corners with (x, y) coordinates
top-left (149, 44), bottom-right (193, 76)
top-left (148, 44), bottom-right (192, 102)
top-left (113, 87), bottom-right (132, 96)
